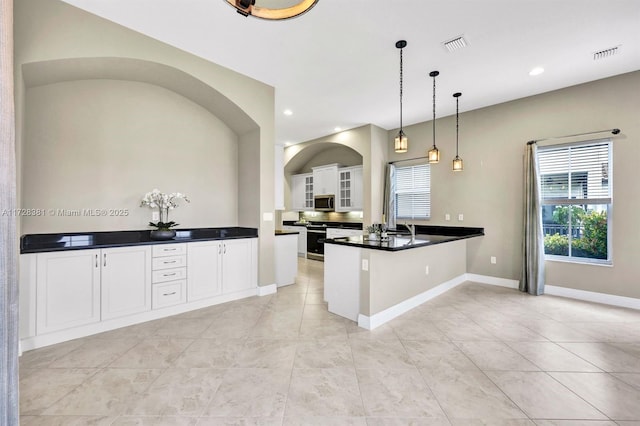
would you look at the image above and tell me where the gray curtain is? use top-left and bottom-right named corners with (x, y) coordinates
top-left (520, 142), bottom-right (545, 295)
top-left (0, 0), bottom-right (19, 423)
top-left (382, 164), bottom-right (396, 230)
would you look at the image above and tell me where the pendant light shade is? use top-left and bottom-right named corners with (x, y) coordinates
top-left (428, 70), bottom-right (440, 163)
top-left (394, 40), bottom-right (408, 153)
top-left (452, 92), bottom-right (463, 171)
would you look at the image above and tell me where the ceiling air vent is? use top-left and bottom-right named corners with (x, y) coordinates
top-left (593, 46), bottom-right (620, 60)
top-left (443, 36), bottom-right (467, 52)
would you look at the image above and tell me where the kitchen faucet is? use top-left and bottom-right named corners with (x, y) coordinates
top-left (404, 222), bottom-right (416, 241)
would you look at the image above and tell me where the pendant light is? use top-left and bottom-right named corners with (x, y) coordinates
top-left (394, 40), bottom-right (408, 153)
top-left (427, 70), bottom-right (440, 163)
top-left (452, 92), bottom-right (463, 171)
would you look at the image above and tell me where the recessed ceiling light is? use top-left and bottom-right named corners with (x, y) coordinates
top-left (283, 109), bottom-right (293, 116)
top-left (529, 67), bottom-right (545, 76)
top-left (334, 127), bottom-right (342, 132)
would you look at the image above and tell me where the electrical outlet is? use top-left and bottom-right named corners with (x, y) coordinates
top-left (425, 265), bottom-right (430, 275)
top-left (491, 256), bottom-right (497, 264)
top-left (362, 259), bottom-right (369, 271)
top-left (445, 213), bottom-right (451, 221)
top-left (152, 211), bottom-right (160, 221)
top-left (458, 214), bottom-right (464, 221)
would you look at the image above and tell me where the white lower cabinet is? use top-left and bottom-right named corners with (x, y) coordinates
top-left (151, 243), bottom-right (187, 309)
top-left (101, 246), bottom-right (152, 320)
top-left (36, 249), bottom-right (101, 334)
top-left (152, 280), bottom-right (187, 309)
top-left (23, 236), bottom-right (258, 350)
top-left (187, 238), bottom-right (257, 302)
top-left (187, 241), bottom-right (223, 301)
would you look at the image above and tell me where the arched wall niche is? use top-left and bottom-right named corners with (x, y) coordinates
top-left (284, 142), bottom-right (363, 175)
top-left (21, 57), bottom-right (259, 135)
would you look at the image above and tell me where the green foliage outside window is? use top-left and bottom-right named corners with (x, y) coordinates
top-left (543, 208), bottom-right (607, 260)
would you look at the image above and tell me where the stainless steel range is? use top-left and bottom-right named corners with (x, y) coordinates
top-left (306, 224), bottom-right (327, 261)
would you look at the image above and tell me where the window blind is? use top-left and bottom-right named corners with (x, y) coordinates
top-left (538, 141), bottom-right (611, 204)
top-left (395, 164), bottom-right (430, 219)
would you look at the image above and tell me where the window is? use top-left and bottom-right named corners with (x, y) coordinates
top-left (395, 164), bottom-right (431, 220)
top-left (537, 140), bottom-right (612, 263)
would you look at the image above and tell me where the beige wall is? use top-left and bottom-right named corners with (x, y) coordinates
top-left (283, 124), bottom-right (389, 226)
top-left (22, 79), bottom-right (238, 233)
top-left (296, 145), bottom-right (363, 173)
top-left (15, 0), bottom-right (276, 285)
top-left (363, 239), bottom-right (466, 316)
top-left (387, 71), bottom-right (640, 299)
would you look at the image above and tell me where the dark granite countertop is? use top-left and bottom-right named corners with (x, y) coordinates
top-left (20, 227), bottom-right (259, 254)
top-left (325, 226), bottom-right (484, 252)
top-left (275, 229), bottom-right (299, 236)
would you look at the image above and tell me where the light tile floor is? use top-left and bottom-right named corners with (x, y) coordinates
top-left (19, 258), bottom-right (640, 425)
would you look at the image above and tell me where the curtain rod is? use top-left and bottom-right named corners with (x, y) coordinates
top-left (527, 128), bottom-right (620, 145)
top-left (388, 155), bottom-right (429, 165)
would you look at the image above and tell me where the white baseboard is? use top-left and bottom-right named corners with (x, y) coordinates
top-left (465, 273), bottom-right (520, 289)
top-left (257, 283), bottom-right (277, 296)
top-left (358, 274), bottom-right (468, 330)
top-left (545, 285), bottom-right (640, 310)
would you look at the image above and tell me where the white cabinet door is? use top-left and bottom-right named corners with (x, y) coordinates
top-left (351, 166), bottom-right (363, 211)
top-left (222, 238), bottom-right (257, 294)
top-left (36, 249), bottom-right (101, 334)
top-left (312, 164), bottom-right (339, 196)
top-left (282, 225), bottom-right (308, 257)
top-left (291, 173), bottom-right (313, 211)
top-left (337, 166), bottom-right (363, 212)
top-left (187, 241), bottom-right (223, 301)
top-left (101, 246), bottom-right (152, 320)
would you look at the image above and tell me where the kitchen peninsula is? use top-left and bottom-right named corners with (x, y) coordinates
top-left (324, 226), bottom-right (483, 329)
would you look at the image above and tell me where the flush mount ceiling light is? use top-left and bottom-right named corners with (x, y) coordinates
top-left (427, 70), bottom-right (440, 163)
top-left (394, 40), bottom-right (408, 154)
top-left (452, 92), bottom-right (463, 172)
top-left (225, 0), bottom-right (319, 20)
top-left (283, 109), bottom-right (293, 116)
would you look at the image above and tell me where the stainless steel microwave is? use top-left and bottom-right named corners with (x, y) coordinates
top-left (314, 195), bottom-right (335, 211)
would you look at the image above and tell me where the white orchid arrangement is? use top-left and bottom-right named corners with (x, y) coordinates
top-left (140, 189), bottom-right (190, 230)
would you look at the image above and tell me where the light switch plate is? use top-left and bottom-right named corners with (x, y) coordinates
top-left (458, 214), bottom-right (464, 221)
top-left (445, 213), bottom-right (451, 221)
top-left (263, 212), bottom-right (274, 222)
top-left (152, 211), bottom-right (160, 221)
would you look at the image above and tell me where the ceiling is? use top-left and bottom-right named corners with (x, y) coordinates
top-left (60, 0), bottom-right (640, 146)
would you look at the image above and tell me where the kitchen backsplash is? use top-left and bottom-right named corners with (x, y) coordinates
top-left (299, 211), bottom-right (363, 223)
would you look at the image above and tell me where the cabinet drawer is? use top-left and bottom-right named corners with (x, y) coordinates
top-left (152, 255), bottom-right (186, 270)
top-left (152, 244), bottom-right (186, 257)
top-left (152, 280), bottom-right (186, 309)
top-left (152, 267), bottom-right (187, 283)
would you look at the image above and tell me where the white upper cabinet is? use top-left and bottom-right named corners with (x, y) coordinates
top-left (291, 172), bottom-right (313, 211)
top-left (312, 164), bottom-right (340, 196)
top-left (336, 165), bottom-right (363, 212)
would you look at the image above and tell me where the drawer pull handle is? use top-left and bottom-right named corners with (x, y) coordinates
top-left (164, 248), bottom-right (177, 251)
top-left (163, 272), bottom-right (177, 277)
top-left (95, 254), bottom-right (98, 268)
top-left (163, 260), bottom-right (177, 264)
top-left (163, 291), bottom-right (177, 296)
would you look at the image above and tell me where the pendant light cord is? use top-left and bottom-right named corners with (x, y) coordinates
top-left (432, 74), bottom-right (436, 149)
top-left (399, 47), bottom-right (404, 132)
top-left (455, 95), bottom-right (459, 156)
